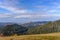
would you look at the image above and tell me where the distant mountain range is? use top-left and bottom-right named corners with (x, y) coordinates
top-left (0, 22), bottom-right (16, 27)
top-left (0, 21), bottom-right (48, 27)
top-left (21, 21), bottom-right (48, 27)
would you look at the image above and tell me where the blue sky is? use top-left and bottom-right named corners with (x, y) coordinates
top-left (0, 0), bottom-right (60, 23)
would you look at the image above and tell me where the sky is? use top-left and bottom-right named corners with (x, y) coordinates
top-left (0, 0), bottom-right (60, 23)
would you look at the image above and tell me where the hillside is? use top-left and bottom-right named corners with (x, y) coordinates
top-left (27, 20), bottom-right (60, 34)
top-left (0, 20), bottom-right (60, 40)
top-left (0, 20), bottom-right (60, 36)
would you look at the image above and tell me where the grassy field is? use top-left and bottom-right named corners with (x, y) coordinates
top-left (0, 33), bottom-right (60, 40)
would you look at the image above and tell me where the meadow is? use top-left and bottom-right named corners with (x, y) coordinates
top-left (0, 33), bottom-right (60, 40)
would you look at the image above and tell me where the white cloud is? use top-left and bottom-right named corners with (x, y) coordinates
top-left (0, 0), bottom-right (19, 7)
top-left (0, 0), bottom-right (31, 14)
top-left (13, 14), bottom-right (60, 19)
top-left (14, 15), bottom-right (32, 18)
top-left (46, 8), bottom-right (55, 13)
top-left (0, 5), bottom-right (29, 14)
top-left (0, 0), bottom-right (60, 21)
top-left (0, 13), bottom-right (10, 18)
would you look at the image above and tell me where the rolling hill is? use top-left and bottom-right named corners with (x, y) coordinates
top-left (0, 20), bottom-right (60, 36)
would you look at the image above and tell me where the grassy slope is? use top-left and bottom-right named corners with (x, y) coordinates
top-left (0, 33), bottom-right (60, 40)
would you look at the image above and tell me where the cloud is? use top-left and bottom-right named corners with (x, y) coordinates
top-left (0, 13), bottom-right (10, 18)
top-left (0, 0), bottom-right (19, 7)
top-left (47, 3), bottom-right (60, 13)
top-left (0, 0), bottom-right (60, 22)
top-left (0, 5), bottom-right (29, 14)
top-left (13, 14), bottom-right (60, 19)
top-left (14, 15), bottom-right (31, 18)
top-left (0, 12), bottom-right (60, 19)
top-left (0, 0), bottom-right (31, 14)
